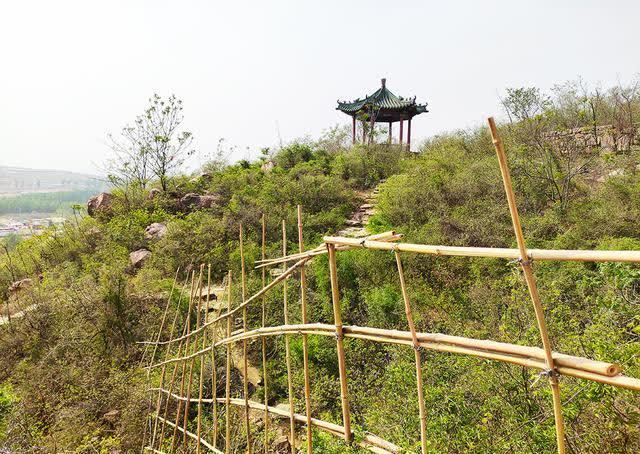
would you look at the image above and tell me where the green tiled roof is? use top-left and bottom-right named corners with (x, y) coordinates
top-left (337, 79), bottom-right (428, 119)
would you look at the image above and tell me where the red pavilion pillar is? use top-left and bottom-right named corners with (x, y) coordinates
top-left (407, 117), bottom-right (412, 151)
top-left (388, 122), bottom-right (392, 144)
top-left (399, 119), bottom-right (404, 145)
top-left (352, 116), bottom-right (356, 145)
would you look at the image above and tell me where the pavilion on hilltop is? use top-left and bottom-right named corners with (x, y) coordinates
top-left (336, 78), bottom-right (428, 150)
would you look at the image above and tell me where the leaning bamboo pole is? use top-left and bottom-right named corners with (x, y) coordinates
top-left (394, 251), bottom-right (427, 454)
top-left (297, 206), bottom-right (313, 453)
top-left (183, 265), bottom-right (204, 451)
top-left (239, 225), bottom-right (253, 454)
top-left (225, 271), bottom-right (232, 454)
top-left (210, 323), bottom-right (640, 391)
top-left (327, 243), bottom-right (352, 444)
top-left (488, 117), bottom-right (566, 454)
top-left (282, 220), bottom-right (296, 453)
top-left (170, 271), bottom-right (196, 453)
top-left (260, 215), bottom-right (270, 453)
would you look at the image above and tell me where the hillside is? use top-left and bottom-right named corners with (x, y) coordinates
top-left (0, 83), bottom-right (639, 452)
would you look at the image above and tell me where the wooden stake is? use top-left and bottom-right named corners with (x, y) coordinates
top-left (225, 271), bottom-right (232, 454)
top-left (394, 251), bottom-right (427, 454)
top-left (327, 244), bottom-right (352, 444)
top-left (488, 117), bottom-right (566, 454)
top-left (239, 224), bottom-right (253, 454)
top-left (282, 220), bottom-right (296, 453)
top-left (297, 206), bottom-right (313, 453)
top-left (261, 215), bottom-right (270, 453)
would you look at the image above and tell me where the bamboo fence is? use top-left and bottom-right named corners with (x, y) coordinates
top-left (141, 119), bottom-right (640, 453)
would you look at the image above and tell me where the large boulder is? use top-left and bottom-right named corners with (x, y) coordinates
top-left (129, 249), bottom-right (151, 269)
top-left (87, 192), bottom-right (113, 216)
top-left (180, 193), bottom-right (220, 210)
top-left (148, 188), bottom-right (162, 200)
top-left (144, 222), bottom-right (167, 240)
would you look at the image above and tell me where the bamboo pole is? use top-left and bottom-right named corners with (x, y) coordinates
top-left (327, 243), bottom-right (352, 444)
top-left (170, 271), bottom-right (196, 453)
top-left (183, 265), bottom-right (204, 450)
top-left (196, 265), bottom-right (212, 454)
top-left (150, 273), bottom-right (189, 450)
top-left (297, 206), bottom-right (313, 453)
top-left (323, 236), bottom-right (640, 264)
top-left (211, 265), bottom-right (220, 448)
top-left (282, 220), bottom-right (296, 453)
top-left (239, 225), bottom-right (253, 454)
top-left (488, 117), bottom-right (566, 454)
top-left (394, 251), bottom-right (427, 454)
top-left (225, 271), bottom-right (232, 454)
top-left (260, 215), bottom-right (270, 453)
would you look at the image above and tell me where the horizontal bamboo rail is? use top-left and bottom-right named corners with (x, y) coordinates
top-left (324, 236), bottom-right (640, 263)
top-left (149, 322), bottom-right (638, 391)
top-left (149, 388), bottom-right (400, 453)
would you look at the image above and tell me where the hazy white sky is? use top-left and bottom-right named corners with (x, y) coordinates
top-left (1, 1), bottom-right (639, 174)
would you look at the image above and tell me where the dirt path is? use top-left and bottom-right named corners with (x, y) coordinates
top-left (337, 181), bottom-right (383, 238)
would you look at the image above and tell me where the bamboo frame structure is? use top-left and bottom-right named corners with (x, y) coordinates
top-left (298, 206), bottom-right (313, 453)
top-left (239, 225), bottom-right (253, 453)
top-left (143, 117), bottom-right (640, 454)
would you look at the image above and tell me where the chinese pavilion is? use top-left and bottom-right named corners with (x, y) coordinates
top-left (336, 78), bottom-right (428, 149)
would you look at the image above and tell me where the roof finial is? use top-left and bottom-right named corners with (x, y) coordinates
top-left (381, 78), bottom-right (386, 89)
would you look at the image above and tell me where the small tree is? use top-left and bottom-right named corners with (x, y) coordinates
top-left (107, 94), bottom-right (194, 192)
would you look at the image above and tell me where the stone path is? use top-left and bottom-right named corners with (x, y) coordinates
top-left (337, 180), bottom-right (384, 238)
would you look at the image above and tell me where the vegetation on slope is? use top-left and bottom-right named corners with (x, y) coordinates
top-left (0, 80), bottom-right (639, 452)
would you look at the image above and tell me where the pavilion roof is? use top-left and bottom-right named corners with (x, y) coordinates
top-left (336, 79), bottom-right (428, 120)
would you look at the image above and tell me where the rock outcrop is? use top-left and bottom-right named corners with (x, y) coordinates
top-left (8, 278), bottom-right (32, 294)
top-left (180, 193), bottom-right (220, 210)
top-left (144, 223), bottom-right (167, 240)
top-left (87, 192), bottom-right (113, 216)
top-left (129, 249), bottom-right (151, 269)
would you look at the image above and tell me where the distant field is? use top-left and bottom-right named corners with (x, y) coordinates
top-left (0, 190), bottom-right (98, 215)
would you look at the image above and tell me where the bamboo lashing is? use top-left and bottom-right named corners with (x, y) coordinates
top-left (394, 251), bottom-right (427, 454)
top-left (323, 236), bottom-right (640, 263)
top-left (327, 243), bottom-right (352, 443)
top-left (170, 271), bottom-right (196, 453)
top-left (183, 266), bottom-right (204, 450)
top-left (225, 271), bottom-right (232, 454)
top-left (260, 215), bottom-right (270, 453)
top-left (298, 206), bottom-right (313, 453)
top-left (282, 220), bottom-right (297, 453)
top-left (239, 225), bottom-right (253, 453)
top-left (488, 117), bottom-right (566, 454)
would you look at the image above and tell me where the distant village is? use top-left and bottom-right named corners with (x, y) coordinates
top-left (0, 216), bottom-right (66, 238)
